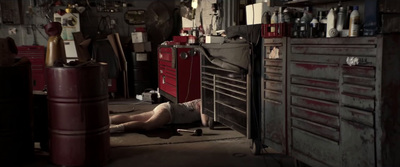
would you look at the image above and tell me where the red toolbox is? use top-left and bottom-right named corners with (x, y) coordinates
top-left (158, 45), bottom-right (201, 103)
top-left (16, 46), bottom-right (46, 91)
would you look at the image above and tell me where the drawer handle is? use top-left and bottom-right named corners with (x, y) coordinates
top-left (159, 53), bottom-right (163, 59)
top-left (162, 76), bottom-right (165, 84)
top-left (160, 70), bottom-right (163, 74)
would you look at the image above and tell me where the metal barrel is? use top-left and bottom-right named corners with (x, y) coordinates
top-left (0, 60), bottom-right (33, 165)
top-left (47, 63), bottom-right (109, 166)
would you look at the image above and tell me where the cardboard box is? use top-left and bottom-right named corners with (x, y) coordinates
top-left (246, 3), bottom-right (269, 25)
top-left (205, 36), bottom-right (225, 44)
top-left (135, 53), bottom-right (148, 62)
top-left (131, 32), bottom-right (148, 43)
top-left (133, 42), bottom-right (151, 52)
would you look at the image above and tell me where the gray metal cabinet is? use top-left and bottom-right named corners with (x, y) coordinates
top-left (262, 38), bottom-right (288, 153)
top-left (287, 35), bottom-right (400, 167)
top-left (200, 44), bottom-right (251, 136)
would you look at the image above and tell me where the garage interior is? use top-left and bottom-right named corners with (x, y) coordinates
top-left (1, 0), bottom-right (399, 167)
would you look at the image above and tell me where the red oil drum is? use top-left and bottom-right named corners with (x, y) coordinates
top-left (0, 60), bottom-right (33, 165)
top-left (47, 63), bottom-right (110, 166)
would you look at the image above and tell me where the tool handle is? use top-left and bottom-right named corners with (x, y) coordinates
top-left (177, 129), bottom-right (194, 133)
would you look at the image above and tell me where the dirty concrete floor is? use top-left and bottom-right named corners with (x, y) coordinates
top-left (23, 99), bottom-right (296, 167)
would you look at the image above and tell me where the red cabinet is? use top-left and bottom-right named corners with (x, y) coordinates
top-left (17, 46), bottom-right (46, 91)
top-left (158, 45), bottom-right (200, 103)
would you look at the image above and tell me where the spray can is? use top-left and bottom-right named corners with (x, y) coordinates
top-left (349, 6), bottom-right (360, 37)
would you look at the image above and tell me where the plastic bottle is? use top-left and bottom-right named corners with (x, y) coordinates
top-left (271, 10), bottom-right (278, 33)
top-left (283, 8), bottom-right (291, 23)
top-left (300, 7), bottom-right (312, 38)
top-left (310, 18), bottom-right (319, 38)
top-left (293, 17), bottom-right (301, 38)
top-left (336, 7), bottom-right (345, 32)
top-left (262, 11), bottom-right (270, 24)
top-left (349, 6), bottom-right (360, 37)
top-left (278, 7), bottom-right (284, 23)
top-left (326, 8), bottom-right (336, 38)
top-left (318, 11), bottom-right (327, 37)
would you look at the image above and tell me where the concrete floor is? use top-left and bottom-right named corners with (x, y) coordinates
top-left (26, 138), bottom-right (295, 167)
top-left (21, 99), bottom-right (296, 167)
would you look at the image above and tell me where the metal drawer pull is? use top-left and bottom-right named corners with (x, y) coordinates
top-left (162, 76), bottom-right (165, 84)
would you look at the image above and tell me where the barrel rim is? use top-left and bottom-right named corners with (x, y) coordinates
top-left (45, 62), bottom-right (107, 69)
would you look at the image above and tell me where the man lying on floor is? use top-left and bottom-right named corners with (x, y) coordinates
top-left (109, 99), bottom-right (209, 133)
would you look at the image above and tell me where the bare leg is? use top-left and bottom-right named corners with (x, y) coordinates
top-left (121, 108), bottom-right (171, 131)
top-left (110, 111), bottom-right (154, 124)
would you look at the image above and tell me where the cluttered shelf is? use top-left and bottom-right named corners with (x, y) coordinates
top-left (284, 0), bottom-right (351, 7)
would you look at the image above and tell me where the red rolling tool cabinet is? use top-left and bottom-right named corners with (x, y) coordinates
top-left (158, 45), bottom-right (200, 103)
top-left (17, 46), bottom-right (46, 91)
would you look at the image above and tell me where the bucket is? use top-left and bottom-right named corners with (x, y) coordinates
top-left (0, 60), bottom-right (33, 165)
top-left (47, 63), bottom-right (109, 166)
